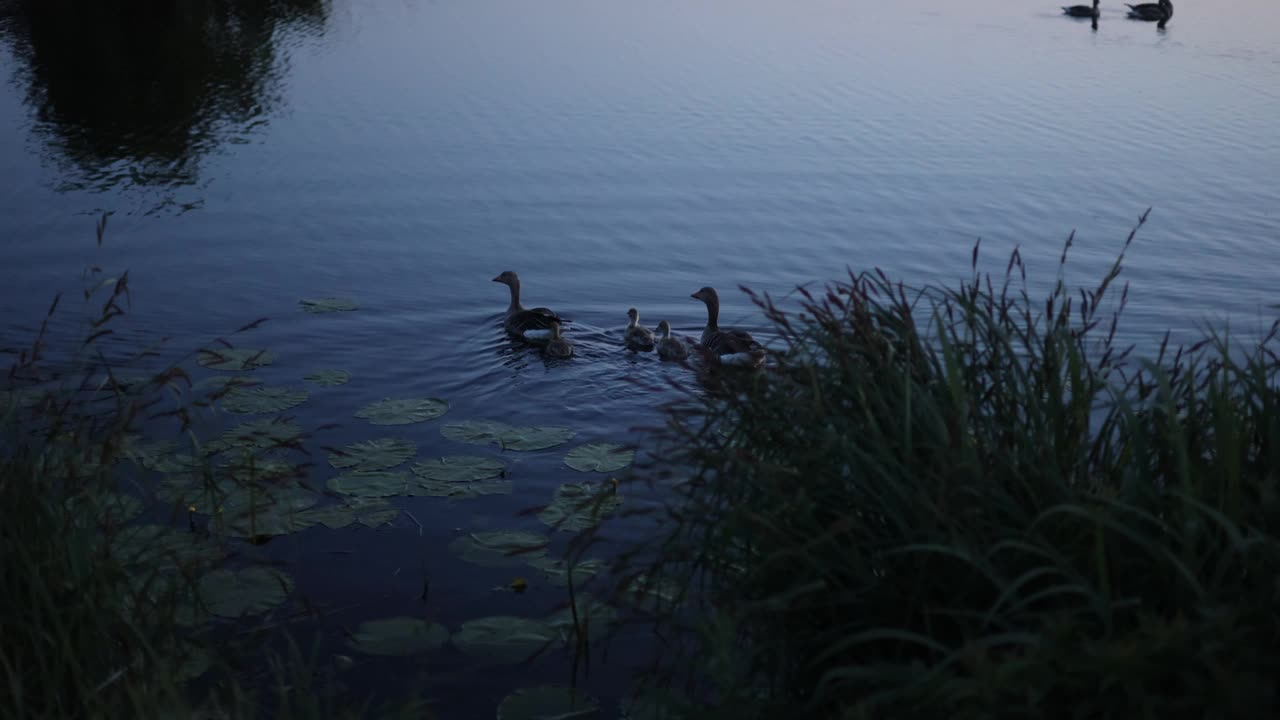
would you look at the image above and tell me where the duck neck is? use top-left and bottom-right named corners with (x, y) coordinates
top-left (627, 315), bottom-right (639, 329)
top-left (505, 279), bottom-right (523, 313)
top-left (703, 297), bottom-right (720, 330)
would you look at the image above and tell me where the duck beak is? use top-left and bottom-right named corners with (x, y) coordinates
top-left (491, 275), bottom-right (502, 283)
top-left (689, 292), bottom-right (699, 300)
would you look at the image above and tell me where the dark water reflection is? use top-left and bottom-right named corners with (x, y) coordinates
top-left (0, 0), bottom-right (327, 213)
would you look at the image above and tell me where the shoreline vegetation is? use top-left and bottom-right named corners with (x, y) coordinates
top-left (5, 212), bottom-right (1278, 718)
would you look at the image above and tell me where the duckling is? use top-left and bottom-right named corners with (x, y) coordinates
top-left (543, 322), bottom-right (574, 359)
top-left (690, 287), bottom-right (766, 368)
top-left (655, 320), bottom-right (687, 362)
top-left (1062, 0), bottom-right (1099, 17)
top-left (1126, 0), bottom-right (1171, 21)
top-left (624, 308), bottom-right (656, 352)
top-left (492, 271), bottom-right (568, 343)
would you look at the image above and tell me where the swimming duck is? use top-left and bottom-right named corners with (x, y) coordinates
top-left (1062, 0), bottom-right (1099, 18)
top-left (624, 308), bottom-right (656, 352)
top-left (1126, 0), bottom-right (1171, 21)
top-left (690, 287), bottom-right (766, 368)
top-left (492, 271), bottom-right (567, 343)
top-left (543, 322), bottom-right (574, 359)
top-left (655, 320), bottom-right (687, 362)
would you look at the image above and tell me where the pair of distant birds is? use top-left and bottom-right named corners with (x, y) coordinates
top-left (1063, 0), bottom-right (1173, 25)
top-left (492, 271), bottom-right (766, 367)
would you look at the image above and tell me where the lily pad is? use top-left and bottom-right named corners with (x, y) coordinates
top-left (496, 686), bottom-right (600, 720)
top-left (564, 442), bottom-right (634, 473)
top-left (327, 438), bottom-right (417, 471)
top-left (215, 486), bottom-right (320, 538)
top-left (130, 441), bottom-right (204, 473)
top-left (65, 490), bottom-right (144, 526)
top-left (326, 470), bottom-right (414, 498)
top-left (411, 456), bottom-right (505, 483)
top-left (448, 531), bottom-right (549, 567)
top-left (355, 398), bottom-right (449, 425)
top-left (450, 616), bottom-right (558, 664)
top-left (526, 557), bottom-right (605, 588)
top-left (300, 498), bottom-right (400, 529)
top-left (442, 420), bottom-right (576, 451)
top-left (544, 593), bottom-right (617, 644)
top-left (196, 567), bottom-right (294, 618)
top-left (303, 369), bottom-right (351, 387)
top-left (196, 348), bottom-right (275, 371)
top-left (441, 420), bottom-right (512, 446)
top-left (299, 297), bottom-right (359, 313)
top-left (111, 525), bottom-right (225, 571)
top-left (347, 617), bottom-right (447, 656)
top-left (222, 386), bottom-right (309, 414)
top-left (537, 482), bottom-right (622, 532)
top-left (205, 418), bottom-right (304, 454)
top-left (218, 455), bottom-right (298, 483)
top-left (414, 478), bottom-right (513, 499)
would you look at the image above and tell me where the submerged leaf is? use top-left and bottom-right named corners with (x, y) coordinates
top-left (442, 420), bottom-right (575, 451)
top-left (326, 470), bottom-right (414, 497)
top-left (204, 418), bottom-right (304, 454)
top-left (441, 420), bottom-right (512, 446)
top-left (197, 567), bottom-right (294, 618)
top-left (111, 525), bottom-right (224, 571)
top-left (497, 686), bottom-right (600, 720)
top-left (544, 593), bottom-right (617, 644)
top-left (197, 348), bottom-right (275, 371)
top-left (537, 482), bottom-right (622, 532)
top-left (526, 557), bottom-right (605, 588)
top-left (414, 478), bottom-right (513, 499)
top-left (451, 616), bottom-right (558, 664)
top-left (410, 456), bottom-right (505, 483)
top-left (563, 442), bottom-right (634, 473)
top-left (222, 386), bottom-right (309, 414)
top-left (355, 397), bottom-right (449, 425)
top-left (327, 438), bottom-right (417, 471)
top-left (448, 531), bottom-right (549, 567)
top-left (300, 497), bottom-right (400, 529)
top-left (299, 297), bottom-right (359, 313)
top-left (303, 369), bottom-right (351, 387)
top-left (347, 617), bottom-right (447, 656)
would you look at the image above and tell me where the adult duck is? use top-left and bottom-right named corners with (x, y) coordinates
top-left (1126, 0), bottom-right (1171, 21)
top-left (691, 287), bottom-right (766, 368)
top-left (1062, 0), bottom-right (1099, 18)
top-left (492, 271), bottom-right (567, 343)
top-left (543, 322), bottom-right (574, 359)
top-left (624, 308), bottom-right (656, 352)
top-left (655, 320), bottom-right (687, 362)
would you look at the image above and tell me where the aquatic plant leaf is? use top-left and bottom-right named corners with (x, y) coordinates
top-left (544, 593), bottom-right (617, 644)
top-left (347, 617), bottom-right (447, 656)
top-left (196, 348), bottom-right (275, 371)
top-left (537, 482), bottom-right (622, 532)
top-left (450, 616), bottom-right (558, 664)
top-left (355, 397), bottom-right (449, 425)
top-left (193, 375), bottom-right (261, 394)
top-left (619, 573), bottom-right (682, 609)
top-left (111, 525), bottom-right (224, 571)
top-left (526, 557), bottom-right (605, 588)
top-left (327, 437), bottom-right (417, 471)
top-left (441, 420), bottom-right (513, 446)
top-left (414, 478), bottom-right (513, 499)
top-left (300, 498), bottom-right (399, 529)
top-left (222, 386), bottom-right (309, 414)
top-left (216, 486), bottom-right (319, 537)
top-left (442, 420), bottom-right (575, 451)
top-left (563, 442), bottom-right (634, 473)
top-left (65, 490), bottom-right (144, 526)
top-left (299, 297), bottom-right (359, 313)
top-left (448, 531), bottom-right (549, 567)
top-left (205, 418), bottom-right (304, 454)
top-left (155, 476), bottom-right (237, 513)
top-left (496, 686), bottom-right (600, 720)
top-left (326, 471), bottom-right (413, 497)
top-left (303, 369), bottom-right (351, 387)
top-left (411, 456), bottom-right (505, 482)
top-left (133, 442), bottom-right (204, 473)
top-left (197, 567), bottom-right (294, 618)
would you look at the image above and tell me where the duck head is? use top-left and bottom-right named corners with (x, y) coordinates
top-left (656, 320), bottom-right (672, 337)
top-left (690, 287), bottom-right (718, 304)
top-left (492, 270), bottom-right (519, 286)
top-left (626, 307), bottom-right (640, 326)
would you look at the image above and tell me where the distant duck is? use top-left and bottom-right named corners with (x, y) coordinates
top-left (690, 287), bottom-right (766, 368)
top-left (624, 308), bottom-right (656, 352)
top-left (655, 320), bottom-right (687, 362)
top-left (492, 271), bottom-right (568, 343)
top-left (1126, 0), bottom-right (1171, 21)
top-left (1062, 0), bottom-right (1100, 17)
top-left (543, 322), bottom-right (574, 359)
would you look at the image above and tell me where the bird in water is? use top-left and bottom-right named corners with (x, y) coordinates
top-left (543, 322), bottom-right (574, 359)
top-left (655, 320), bottom-right (688, 362)
top-left (1062, 0), bottom-right (1100, 18)
top-left (1126, 0), bottom-right (1172, 21)
top-left (491, 271), bottom-right (568, 343)
top-left (690, 287), bottom-right (766, 368)
top-left (624, 307), bottom-right (656, 352)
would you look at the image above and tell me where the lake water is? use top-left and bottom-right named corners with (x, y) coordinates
top-left (2, 0), bottom-right (1278, 715)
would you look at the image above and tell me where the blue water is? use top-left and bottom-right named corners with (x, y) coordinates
top-left (2, 0), bottom-right (1279, 714)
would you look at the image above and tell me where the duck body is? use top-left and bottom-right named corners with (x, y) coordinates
top-left (543, 322), bottom-right (574, 359)
top-left (691, 287), bottom-right (766, 368)
top-left (1126, 0), bottom-right (1171, 20)
top-left (492, 271), bottom-right (568, 343)
top-left (655, 320), bottom-right (687, 362)
top-left (1062, 0), bottom-right (1099, 17)
top-left (624, 308), bottom-right (656, 352)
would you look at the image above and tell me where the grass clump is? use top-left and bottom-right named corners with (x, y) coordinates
top-left (614, 213), bottom-right (1280, 719)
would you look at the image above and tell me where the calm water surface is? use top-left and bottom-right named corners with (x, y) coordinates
top-left (2, 0), bottom-right (1278, 714)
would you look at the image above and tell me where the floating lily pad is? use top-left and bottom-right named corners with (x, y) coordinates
top-left (442, 420), bottom-right (575, 451)
top-left (222, 386), bottom-right (309, 414)
top-left (326, 470), bottom-right (414, 497)
top-left (564, 442), bottom-right (634, 473)
top-left (299, 297), bottom-right (359, 313)
top-left (111, 525), bottom-right (225, 571)
top-left (411, 456), bottom-right (505, 483)
top-left (496, 686), bottom-right (600, 720)
top-left (451, 616), bottom-right (558, 664)
top-left (537, 482), bottom-right (622, 532)
top-left (544, 593), bottom-right (617, 644)
top-left (448, 531), bottom-right (549, 567)
top-left (130, 440), bottom-right (204, 473)
top-left (65, 490), bottom-right (144, 526)
top-left (355, 398), bottom-right (449, 426)
top-left (303, 369), bottom-right (351, 387)
top-left (414, 478), bottom-right (513, 499)
top-left (205, 418), bottom-right (304, 455)
top-left (300, 498), bottom-right (400, 530)
top-left (216, 486), bottom-right (320, 538)
top-left (327, 437), bottom-right (417, 471)
top-left (347, 617), bottom-right (447, 656)
top-left (197, 567), bottom-right (294, 618)
top-left (197, 348), bottom-right (275, 371)
top-left (218, 455), bottom-right (298, 483)
top-left (526, 557), bottom-right (605, 588)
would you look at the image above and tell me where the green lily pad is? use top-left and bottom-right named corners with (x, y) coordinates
top-left (526, 557), bottom-right (605, 588)
top-left (299, 297), bottom-right (359, 313)
top-left (496, 686), bottom-right (600, 720)
top-left (326, 471), bottom-right (414, 498)
top-left (451, 616), bottom-right (558, 664)
top-left (218, 455), bottom-right (298, 483)
top-left (111, 525), bottom-right (225, 571)
top-left (197, 567), bottom-right (294, 618)
top-left (196, 348), bottom-right (275, 371)
top-left (347, 617), bottom-right (447, 656)
top-left (300, 498), bottom-right (400, 530)
top-left (537, 482), bottom-right (622, 532)
top-left (130, 440), bottom-right (204, 473)
top-left (205, 418), bottom-right (304, 454)
top-left (411, 456), bottom-right (505, 483)
top-left (448, 531), bottom-right (549, 567)
top-left (215, 486), bottom-right (320, 537)
top-left (441, 420), bottom-right (511, 446)
top-left (544, 593), bottom-right (617, 644)
top-left (442, 420), bottom-right (576, 451)
top-left (303, 369), bottom-right (351, 387)
top-left (563, 442), bottom-right (634, 473)
top-left (222, 386), bottom-right (309, 414)
top-left (414, 478), bottom-right (513, 499)
top-left (355, 398), bottom-right (449, 425)
top-left (327, 437), bottom-right (417, 471)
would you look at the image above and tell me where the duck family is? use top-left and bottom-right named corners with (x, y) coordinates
top-left (1061, 0), bottom-right (1172, 25)
top-left (493, 271), bottom-right (765, 368)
